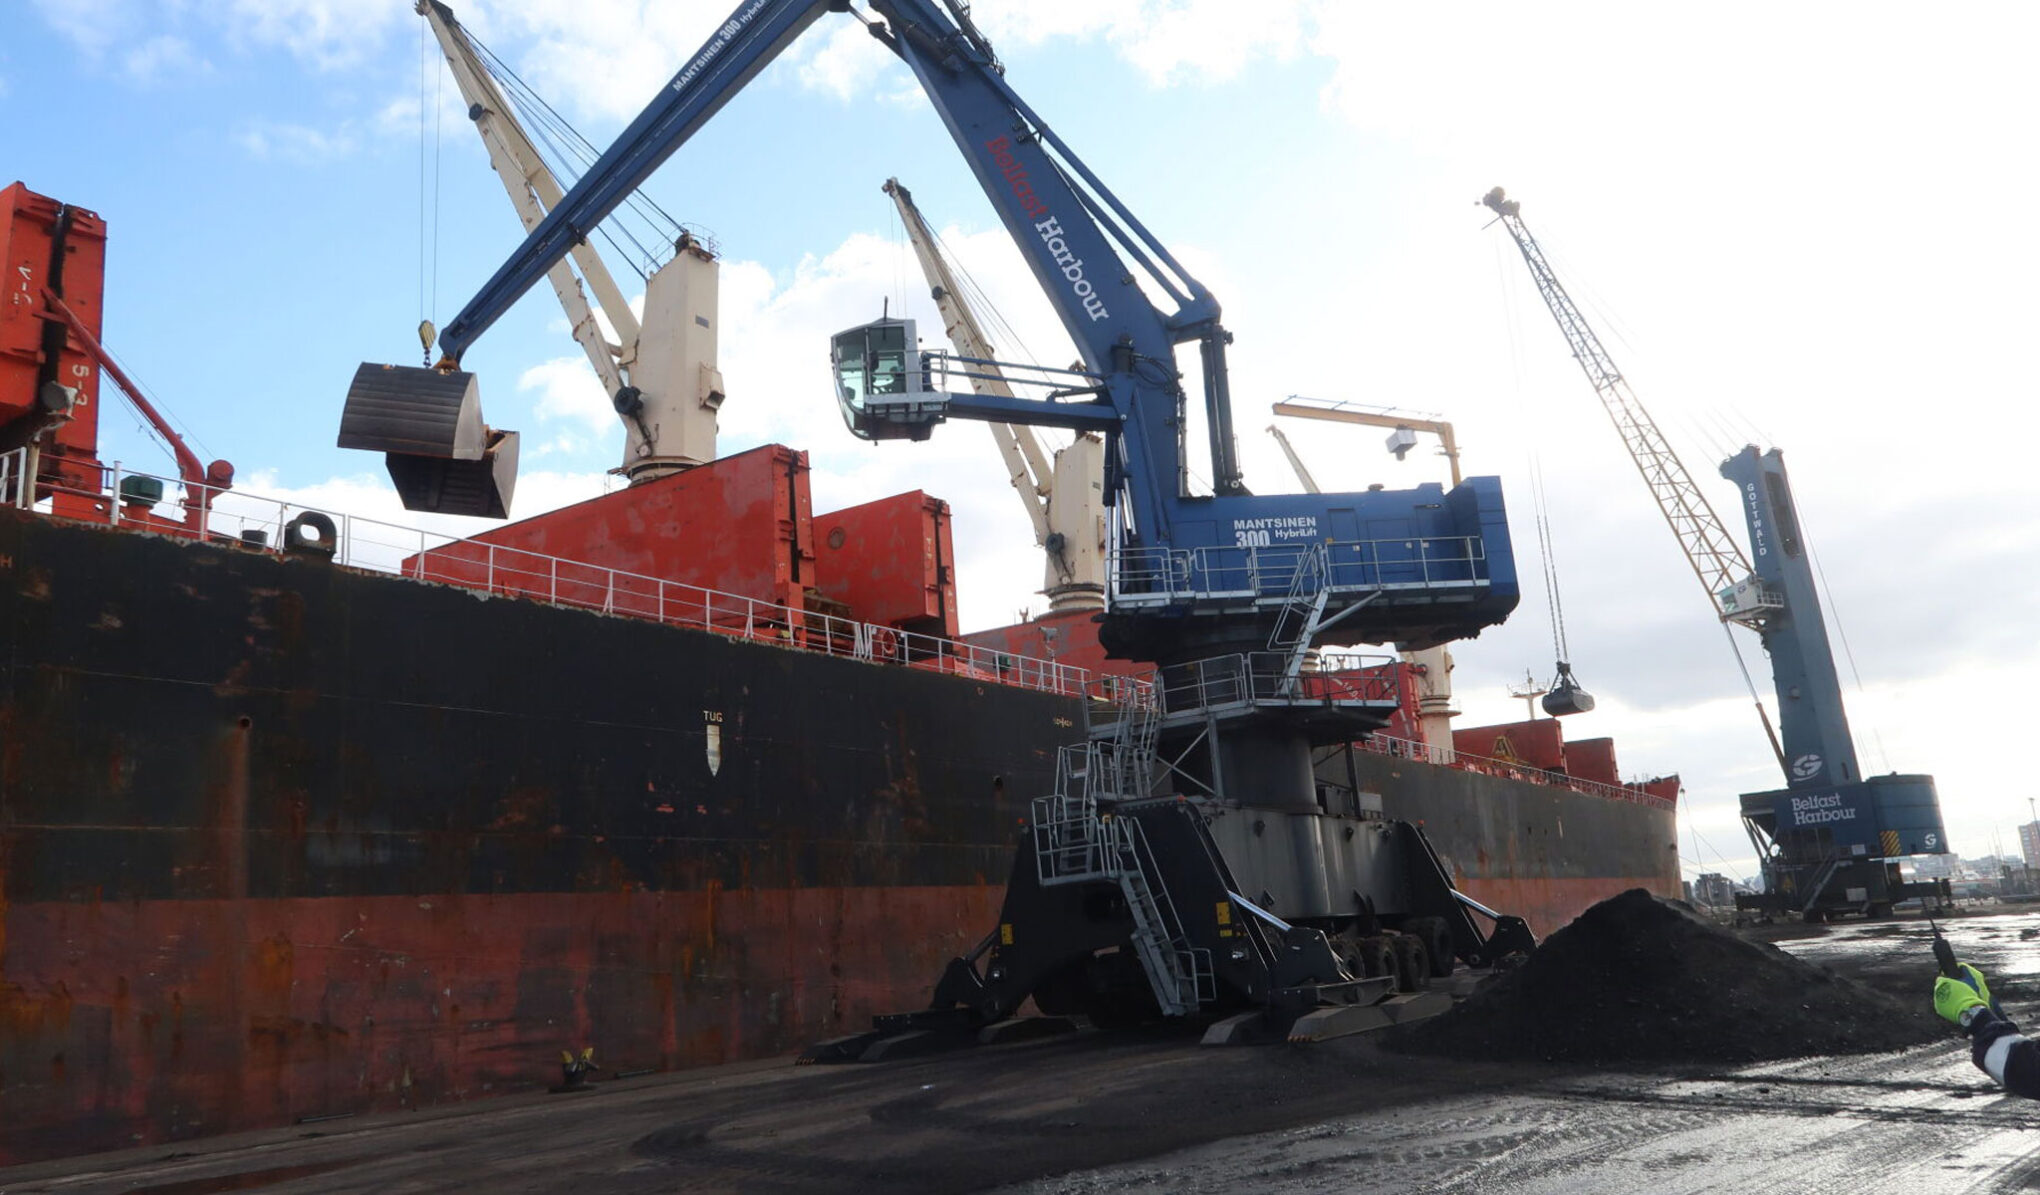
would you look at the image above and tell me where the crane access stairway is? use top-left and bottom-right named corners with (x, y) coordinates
top-left (1030, 695), bottom-right (1215, 1018)
top-left (798, 658), bottom-right (1538, 1064)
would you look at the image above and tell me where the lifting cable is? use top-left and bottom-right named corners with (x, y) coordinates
top-left (935, 224), bottom-right (1044, 373)
top-left (464, 28), bottom-right (691, 282)
top-left (1527, 456), bottom-right (1573, 684)
top-left (417, 17), bottom-right (428, 342)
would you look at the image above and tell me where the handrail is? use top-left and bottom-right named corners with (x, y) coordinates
top-left (11, 461), bottom-right (1120, 703)
top-left (1359, 732), bottom-right (1678, 811)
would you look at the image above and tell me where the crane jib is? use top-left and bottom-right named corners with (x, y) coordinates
top-left (985, 137), bottom-right (1110, 324)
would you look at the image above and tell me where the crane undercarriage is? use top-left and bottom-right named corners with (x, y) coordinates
top-left (803, 654), bottom-right (1536, 1062)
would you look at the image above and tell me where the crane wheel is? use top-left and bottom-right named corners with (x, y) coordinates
top-left (1404, 917), bottom-right (1456, 978)
top-left (1390, 934), bottom-right (1429, 993)
top-left (1353, 937), bottom-right (1396, 982)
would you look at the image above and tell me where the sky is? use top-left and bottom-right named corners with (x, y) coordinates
top-left (7, 0), bottom-right (2039, 890)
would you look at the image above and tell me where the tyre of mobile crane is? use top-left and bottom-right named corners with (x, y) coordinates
top-left (1389, 934), bottom-right (1430, 993)
top-left (1403, 916), bottom-right (1456, 979)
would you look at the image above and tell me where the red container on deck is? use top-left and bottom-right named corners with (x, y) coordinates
top-left (2, 182), bottom-right (106, 506)
top-left (965, 607), bottom-right (1144, 679)
top-left (1566, 736), bottom-right (1621, 786)
top-left (408, 443), bottom-right (816, 618)
top-left (1454, 718), bottom-right (1566, 771)
top-left (814, 490), bottom-right (957, 636)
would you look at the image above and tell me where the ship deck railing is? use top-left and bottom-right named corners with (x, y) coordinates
top-left (9, 454), bottom-right (1131, 704)
top-left (1360, 732), bottom-right (1678, 811)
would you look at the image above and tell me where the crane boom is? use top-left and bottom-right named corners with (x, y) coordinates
top-left (884, 178), bottom-right (1104, 610)
top-left (419, 0), bottom-right (724, 482)
top-left (1480, 187), bottom-right (1753, 621)
top-left (1266, 424), bottom-right (1319, 493)
top-left (357, 0), bottom-right (1523, 660)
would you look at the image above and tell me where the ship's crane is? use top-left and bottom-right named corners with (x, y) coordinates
top-left (1483, 186), bottom-right (1949, 920)
top-left (1264, 423), bottom-right (1320, 494)
top-left (884, 177), bottom-right (1105, 612)
top-left (339, 1), bottom-right (728, 515)
top-left (344, 1), bottom-right (1541, 1046)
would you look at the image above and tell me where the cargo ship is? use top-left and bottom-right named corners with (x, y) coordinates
top-left (1, 48), bottom-right (1675, 1160)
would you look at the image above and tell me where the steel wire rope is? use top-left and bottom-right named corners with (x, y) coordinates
top-left (934, 224), bottom-right (1045, 373)
top-left (467, 31), bottom-right (686, 272)
top-left (1805, 517), bottom-right (1895, 775)
top-left (1496, 238), bottom-right (1575, 686)
top-left (1527, 457), bottom-right (1572, 677)
top-left (508, 91), bottom-right (661, 280)
top-left (1491, 212), bottom-right (1787, 760)
top-left (99, 340), bottom-right (219, 471)
top-left (929, 222), bottom-right (1083, 456)
top-left (432, 50), bottom-right (444, 322)
top-left (418, 17), bottom-right (429, 335)
top-left (469, 34), bottom-right (686, 242)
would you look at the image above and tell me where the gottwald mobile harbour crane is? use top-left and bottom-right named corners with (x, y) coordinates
top-left (344, 0), bottom-right (1539, 1049)
top-left (1483, 187), bottom-right (1950, 923)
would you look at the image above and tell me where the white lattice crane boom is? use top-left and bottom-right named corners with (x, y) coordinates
top-left (1481, 187), bottom-right (1755, 622)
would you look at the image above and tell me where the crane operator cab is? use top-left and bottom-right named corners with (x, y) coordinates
top-left (830, 316), bottom-right (950, 442)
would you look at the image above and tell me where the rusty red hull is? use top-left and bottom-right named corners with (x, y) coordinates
top-left (0, 508), bottom-right (1062, 1162)
top-left (1, 506), bottom-right (1684, 1164)
top-left (0, 885), bottom-right (1000, 1162)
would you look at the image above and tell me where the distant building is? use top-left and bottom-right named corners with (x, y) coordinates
top-left (2021, 822), bottom-right (2040, 869)
top-left (1692, 873), bottom-right (1737, 908)
top-left (1910, 854), bottom-right (1955, 879)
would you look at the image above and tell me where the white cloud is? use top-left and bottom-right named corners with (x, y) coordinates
top-left (220, 0), bottom-right (407, 70)
top-left (124, 34), bottom-right (211, 85)
top-left (794, 18), bottom-right (895, 103)
top-left (236, 119), bottom-right (357, 163)
top-left (29, 0), bottom-right (135, 56)
top-left (519, 355), bottom-right (615, 436)
top-left (974, 0), bottom-right (1312, 86)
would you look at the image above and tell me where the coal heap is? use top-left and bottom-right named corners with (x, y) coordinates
top-left (1394, 888), bottom-right (1943, 1065)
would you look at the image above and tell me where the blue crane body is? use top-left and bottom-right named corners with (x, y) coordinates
top-left (376, 0), bottom-right (1518, 660)
top-left (345, 0), bottom-right (1543, 1045)
top-left (1721, 447), bottom-right (1946, 917)
top-left (1483, 186), bottom-right (1948, 921)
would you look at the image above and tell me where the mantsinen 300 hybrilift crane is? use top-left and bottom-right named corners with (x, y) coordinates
top-left (1483, 186), bottom-right (1948, 921)
top-left (884, 177), bottom-right (1105, 612)
top-left (342, 0), bottom-right (1541, 1048)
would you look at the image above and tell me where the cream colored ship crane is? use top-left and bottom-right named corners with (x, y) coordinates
top-left (884, 178), bottom-right (1106, 612)
top-left (419, 0), bottom-right (723, 483)
top-left (1267, 397), bottom-right (1462, 750)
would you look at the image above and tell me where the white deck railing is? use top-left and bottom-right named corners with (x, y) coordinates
top-left (17, 459), bottom-right (1105, 700)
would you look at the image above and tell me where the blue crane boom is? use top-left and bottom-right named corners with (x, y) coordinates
top-left (387, 0), bottom-right (1520, 659)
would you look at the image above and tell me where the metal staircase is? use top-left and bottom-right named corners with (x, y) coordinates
top-left (1031, 692), bottom-right (1211, 1016)
top-left (1267, 545), bottom-right (1330, 694)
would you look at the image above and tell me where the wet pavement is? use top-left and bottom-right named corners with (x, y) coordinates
top-left (3, 907), bottom-right (2035, 1194)
top-left (997, 908), bottom-right (2040, 1194)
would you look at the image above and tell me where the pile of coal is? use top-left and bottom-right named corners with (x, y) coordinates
top-left (1394, 888), bottom-right (1944, 1065)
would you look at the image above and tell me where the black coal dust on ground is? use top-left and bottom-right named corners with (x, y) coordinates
top-left (1395, 889), bottom-right (1945, 1065)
